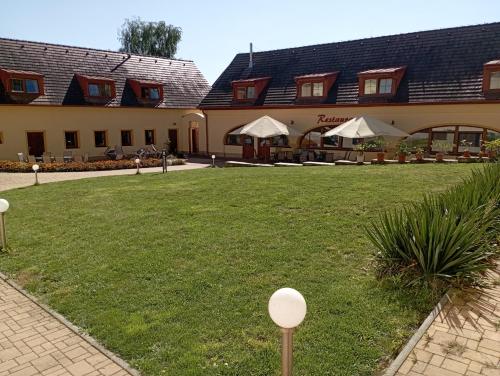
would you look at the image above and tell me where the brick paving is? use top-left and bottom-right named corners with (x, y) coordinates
top-left (396, 267), bottom-right (500, 376)
top-left (0, 162), bottom-right (209, 192)
top-left (0, 277), bottom-right (138, 375)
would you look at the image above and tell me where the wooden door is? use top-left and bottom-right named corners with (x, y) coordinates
top-left (242, 136), bottom-right (254, 159)
top-left (27, 132), bottom-right (45, 156)
top-left (257, 138), bottom-right (271, 160)
top-left (168, 129), bottom-right (178, 154)
top-left (191, 128), bottom-right (199, 153)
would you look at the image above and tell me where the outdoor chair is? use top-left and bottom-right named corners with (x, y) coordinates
top-left (308, 151), bottom-right (315, 161)
top-left (115, 145), bottom-right (124, 161)
top-left (285, 151), bottom-right (294, 161)
top-left (277, 152), bottom-right (285, 161)
top-left (17, 152), bottom-right (26, 162)
top-left (325, 153), bottom-right (334, 163)
top-left (73, 155), bottom-right (83, 162)
top-left (83, 153), bottom-right (89, 162)
top-left (55, 156), bottom-right (64, 163)
top-left (28, 155), bottom-right (36, 163)
top-left (42, 154), bottom-right (52, 163)
top-left (63, 151), bottom-right (73, 162)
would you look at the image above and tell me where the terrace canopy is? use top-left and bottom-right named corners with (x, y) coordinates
top-left (229, 115), bottom-right (301, 138)
top-left (322, 115), bottom-right (409, 138)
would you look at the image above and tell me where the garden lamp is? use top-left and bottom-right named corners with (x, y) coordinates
top-left (211, 154), bottom-right (216, 168)
top-left (134, 158), bottom-right (140, 175)
top-left (268, 288), bottom-right (307, 376)
top-left (0, 199), bottom-right (9, 250)
top-left (32, 164), bottom-right (40, 185)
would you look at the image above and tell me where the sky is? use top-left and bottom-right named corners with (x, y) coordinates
top-left (1, 1), bottom-right (499, 84)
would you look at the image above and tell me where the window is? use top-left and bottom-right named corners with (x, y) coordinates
top-left (271, 135), bottom-right (289, 147)
top-left (301, 83), bottom-right (312, 97)
top-left (88, 83), bottom-right (112, 97)
top-left (25, 79), bottom-right (39, 94)
top-left (94, 131), bottom-right (107, 147)
top-left (300, 82), bottom-right (324, 97)
top-left (121, 130), bottom-right (133, 146)
top-left (236, 86), bottom-right (256, 100)
top-left (11, 79), bottom-right (23, 92)
top-left (312, 82), bottom-right (324, 96)
top-left (379, 78), bottom-right (393, 94)
top-left (145, 129), bottom-right (155, 145)
top-left (226, 134), bottom-right (241, 145)
top-left (141, 87), bottom-right (161, 100)
top-left (490, 72), bottom-right (500, 90)
top-left (64, 131), bottom-right (79, 149)
top-left (364, 79), bottom-right (377, 95)
top-left (323, 134), bottom-right (340, 148)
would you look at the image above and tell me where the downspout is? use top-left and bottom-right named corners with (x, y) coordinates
top-left (202, 109), bottom-right (209, 156)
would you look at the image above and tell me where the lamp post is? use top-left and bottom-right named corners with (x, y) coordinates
top-left (162, 150), bottom-right (167, 173)
top-left (0, 199), bottom-right (9, 250)
top-left (32, 164), bottom-right (40, 185)
top-left (135, 158), bottom-right (140, 175)
top-left (268, 288), bottom-right (307, 376)
top-left (211, 154), bottom-right (216, 168)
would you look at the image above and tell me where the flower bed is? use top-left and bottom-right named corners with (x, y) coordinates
top-left (0, 158), bottom-right (185, 173)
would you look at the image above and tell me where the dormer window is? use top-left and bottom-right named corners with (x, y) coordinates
top-left (0, 68), bottom-right (44, 102)
top-left (295, 72), bottom-right (338, 101)
top-left (358, 67), bottom-right (406, 98)
top-left (127, 78), bottom-right (164, 105)
top-left (75, 74), bottom-right (116, 104)
top-left (232, 77), bottom-right (271, 103)
top-left (483, 60), bottom-right (500, 94)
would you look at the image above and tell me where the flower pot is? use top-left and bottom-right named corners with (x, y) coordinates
top-left (436, 152), bottom-right (444, 162)
top-left (488, 150), bottom-right (497, 159)
top-left (463, 150), bottom-right (471, 158)
top-left (478, 151), bottom-right (486, 159)
top-left (356, 152), bottom-right (364, 163)
top-left (398, 154), bottom-right (407, 163)
top-left (376, 152), bottom-right (385, 162)
top-left (416, 153), bottom-right (424, 162)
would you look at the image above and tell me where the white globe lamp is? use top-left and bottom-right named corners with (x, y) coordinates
top-left (32, 164), bottom-right (40, 185)
top-left (268, 288), bottom-right (307, 376)
top-left (0, 199), bottom-right (9, 249)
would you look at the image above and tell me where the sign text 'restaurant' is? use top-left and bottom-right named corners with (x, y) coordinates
top-left (317, 115), bottom-right (353, 125)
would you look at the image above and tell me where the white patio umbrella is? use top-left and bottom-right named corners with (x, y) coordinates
top-left (322, 115), bottom-right (409, 138)
top-left (229, 115), bottom-right (302, 138)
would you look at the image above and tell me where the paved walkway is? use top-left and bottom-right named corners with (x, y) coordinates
top-left (0, 162), bottom-right (209, 192)
top-left (0, 276), bottom-right (138, 376)
top-left (395, 267), bottom-right (500, 376)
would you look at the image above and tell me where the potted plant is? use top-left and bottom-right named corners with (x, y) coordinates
top-left (431, 140), bottom-right (453, 162)
top-left (354, 143), bottom-right (368, 163)
top-left (460, 139), bottom-right (472, 158)
top-left (366, 138), bottom-right (385, 162)
top-left (414, 146), bottom-right (425, 162)
top-left (484, 139), bottom-right (500, 160)
top-left (395, 141), bottom-right (411, 163)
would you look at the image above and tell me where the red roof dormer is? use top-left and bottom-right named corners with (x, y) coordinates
top-left (0, 68), bottom-right (44, 103)
top-left (295, 72), bottom-right (339, 101)
top-left (357, 66), bottom-right (406, 98)
top-left (75, 74), bottom-right (116, 104)
top-left (127, 78), bottom-right (164, 105)
top-left (231, 77), bottom-right (271, 104)
top-left (483, 60), bottom-right (500, 95)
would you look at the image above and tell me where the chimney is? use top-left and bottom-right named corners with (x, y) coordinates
top-left (249, 43), bottom-right (253, 69)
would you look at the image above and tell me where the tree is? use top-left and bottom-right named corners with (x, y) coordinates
top-left (118, 18), bottom-right (182, 58)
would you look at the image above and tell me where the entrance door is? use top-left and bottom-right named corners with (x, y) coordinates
top-left (242, 136), bottom-right (254, 159)
top-left (27, 132), bottom-right (45, 157)
top-left (257, 138), bottom-right (271, 160)
top-left (191, 128), bottom-right (199, 154)
top-left (168, 129), bottom-right (178, 154)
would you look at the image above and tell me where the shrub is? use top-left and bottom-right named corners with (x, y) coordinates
top-left (0, 158), bottom-right (185, 173)
top-left (367, 164), bottom-right (500, 287)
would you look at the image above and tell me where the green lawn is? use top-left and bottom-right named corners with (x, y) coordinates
top-left (0, 164), bottom-right (477, 375)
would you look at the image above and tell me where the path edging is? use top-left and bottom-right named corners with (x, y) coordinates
top-left (0, 271), bottom-right (141, 376)
top-left (383, 290), bottom-right (452, 375)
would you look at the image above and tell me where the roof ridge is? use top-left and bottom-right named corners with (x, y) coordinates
top-left (0, 36), bottom-right (194, 63)
top-left (237, 21), bottom-right (500, 56)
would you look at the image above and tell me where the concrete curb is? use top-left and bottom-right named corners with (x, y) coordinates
top-left (383, 291), bottom-right (451, 376)
top-left (0, 271), bottom-right (141, 376)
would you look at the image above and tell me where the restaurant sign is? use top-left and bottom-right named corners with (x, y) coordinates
top-left (317, 114), bottom-right (353, 125)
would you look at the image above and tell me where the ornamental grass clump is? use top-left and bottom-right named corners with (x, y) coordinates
top-left (367, 163), bottom-right (500, 287)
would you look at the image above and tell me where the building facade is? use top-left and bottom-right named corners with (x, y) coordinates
top-left (200, 23), bottom-right (500, 160)
top-left (0, 38), bottom-right (211, 161)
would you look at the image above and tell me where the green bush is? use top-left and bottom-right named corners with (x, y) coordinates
top-left (367, 163), bottom-right (500, 287)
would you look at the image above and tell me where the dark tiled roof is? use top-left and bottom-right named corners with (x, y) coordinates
top-left (200, 22), bottom-right (500, 108)
top-left (0, 38), bottom-right (210, 108)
